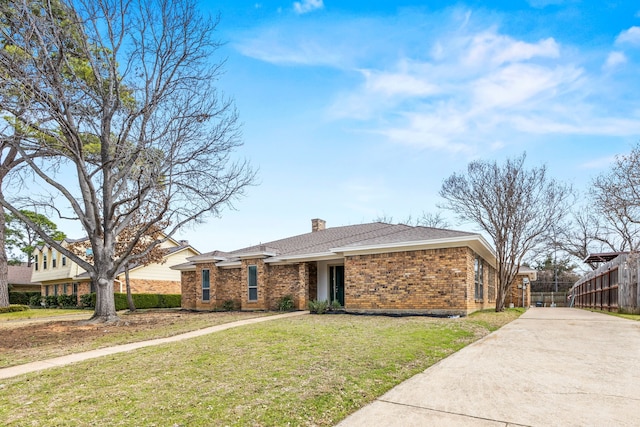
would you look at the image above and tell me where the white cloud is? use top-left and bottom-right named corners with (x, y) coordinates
top-left (464, 32), bottom-right (559, 67)
top-left (362, 69), bottom-right (440, 98)
top-left (579, 156), bottom-right (617, 169)
top-left (615, 26), bottom-right (640, 45)
top-left (293, 0), bottom-right (324, 15)
top-left (235, 8), bottom-right (640, 154)
top-left (604, 51), bottom-right (627, 70)
top-left (471, 63), bottom-right (582, 111)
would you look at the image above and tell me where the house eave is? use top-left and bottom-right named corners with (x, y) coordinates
top-left (332, 235), bottom-right (497, 267)
top-left (216, 260), bottom-right (242, 268)
top-left (170, 263), bottom-right (197, 272)
top-left (265, 252), bottom-right (343, 264)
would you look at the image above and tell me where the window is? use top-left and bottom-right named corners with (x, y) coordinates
top-left (73, 283), bottom-right (78, 295)
top-left (248, 265), bottom-right (258, 301)
top-left (52, 251), bottom-right (57, 268)
top-left (35, 255), bottom-right (39, 271)
top-left (43, 254), bottom-right (48, 270)
top-left (45, 285), bottom-right (49, 296)
top-left (63, 283), bottom-right (68, 294)
top-left (474, 256), bottom-right (484, 300)
top-left (54, 284), bottom-right (58, 296)
top-left (62, 256), bottom-right (67, 266)
top-left (202, 269), bottom-right (210, 302)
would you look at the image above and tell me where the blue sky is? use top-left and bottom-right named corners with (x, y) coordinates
top-left (174, 0), bottom-right (640, 253)
top-left (52, 1), bottom-right (640, 254)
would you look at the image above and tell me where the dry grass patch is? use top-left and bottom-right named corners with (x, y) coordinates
top-left (0, 308), bottom-right (89, 322)
top-left (0, 310), bottom-right (522, 426)
top-left (0, 310), bottom-right (272, 368)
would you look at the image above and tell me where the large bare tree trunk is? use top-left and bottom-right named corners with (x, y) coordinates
top-left (495, 284), bottom-right (506, 312)
top-left (0, 201), bottom-right (9, 308)
top-left (91, 276), bottom-right (118, 323)
top-left (125, 266), bottom-right (136, 312)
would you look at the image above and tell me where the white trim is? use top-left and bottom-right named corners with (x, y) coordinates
top-left (265, 252), bottom-right (343, 264)
top-left (216, 260), bottom-right (242, 268)
top-left (331, 235), bottom-right (496, 268)
top-left (170, 263), bottom-right (197, 272)
top-left (235, 251), bottom-right (277, 259)
top-left (187, 254), bottom-right (228, 262)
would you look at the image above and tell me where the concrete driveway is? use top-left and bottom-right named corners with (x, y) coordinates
top-left (337, 308), bottom-right (640, 427)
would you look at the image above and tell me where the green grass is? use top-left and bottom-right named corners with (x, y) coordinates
top-left (587, 309), bottom-right (640, 321)
top-left (0, 308), bottom-right (89, 321)
top-left (0, 311), bottom-right (522, 426)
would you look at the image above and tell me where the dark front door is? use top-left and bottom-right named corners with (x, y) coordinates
top-left (329, 265), bottom-right (345, 306)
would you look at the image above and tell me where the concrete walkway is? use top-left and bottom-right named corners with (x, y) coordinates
top-left (0, 310), bottom-right (307, 380)
top-left (338, 308), bottom-right (640, 427)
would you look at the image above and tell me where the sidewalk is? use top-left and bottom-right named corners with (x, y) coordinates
top-left (337, 308), bottom-right (640, 427)
top-left (0, 310), bottom-right (307, 380)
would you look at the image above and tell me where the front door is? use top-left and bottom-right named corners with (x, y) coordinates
top-left (329, 265), bottom-right (345, 306)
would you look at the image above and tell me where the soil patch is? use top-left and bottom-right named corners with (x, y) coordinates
top-left (0, 310), bottom-right (266, 367)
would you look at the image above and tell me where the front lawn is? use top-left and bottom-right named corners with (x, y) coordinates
top-left (0, 310), bottom-right (522, 426)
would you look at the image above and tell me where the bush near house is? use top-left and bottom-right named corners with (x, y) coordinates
top-left (9, 292), bottom-right (41, 305)
top-left (114, 293), bottom-right (181, 310)
top-left (80, 293), bottom-right (181, 310)
top-left (44, 295), bottom-right (59, 308)
top-left (29, 294), bottom-right (42, 306)
top-left (276, 294), bottom-right (294, 312)
top-left (57, 294), bottom-right (77, 308)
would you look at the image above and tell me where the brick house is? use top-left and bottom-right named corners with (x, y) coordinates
top-left (31, 237), bottom-right (199, 303)
top-left (174, 219), bottom-right (499, 316)
top-left (505, 266), bottom-right (537, 308)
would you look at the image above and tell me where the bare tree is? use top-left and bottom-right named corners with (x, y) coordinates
top-left (0, 0), bottom-right (254, 321)
top-left (415, 211), bottom-right (451, 229)
top-left (373, 211), bottom-right (451, 228)
top-left (589, 144), bottom-right (640, 253)
top-left (440, 153), bottom-right (572, 311)
top-left (553, 207), bottom-right (616, 270)
top-left (0, 140), bottom-right (23, 307)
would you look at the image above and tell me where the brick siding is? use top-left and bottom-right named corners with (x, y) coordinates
top-left (180, 247), bottom-right (495, 315)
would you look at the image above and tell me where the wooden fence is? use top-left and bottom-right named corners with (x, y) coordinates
top-left (571, 253), bottom-right (640, 314)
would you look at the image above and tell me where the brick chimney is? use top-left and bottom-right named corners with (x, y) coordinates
top-left (311, 218), bottom-right (326, 232)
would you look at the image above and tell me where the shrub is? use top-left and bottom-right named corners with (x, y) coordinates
top-left (58, 294), bottom-right (77, 308)
top-left (220, 299), bottom-right (237, 311)
top-left (330, 300), bottom-right (342, 311)
top-left (44, 295), bottom-right (59, 308)
top-left (276, 294), bottom-right (295, 312)
top-left (308, 299), bottom-right (328, 314)
top-left (9, 292), bottom-right (41, 305)
top-left (80, 293), bottom-right (96, 308)
top-left (29, 294), bottom-right (43, 307)
top-left (113, 293), bottom-right (181, 310)
top-left (158, 294), bottom-right (181, 308)
top-left (0, 304), bottom-right (30, 314)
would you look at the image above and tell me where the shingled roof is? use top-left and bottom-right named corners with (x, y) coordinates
top-left (182, 221), bottom-right (492, 267)
top-left (8, 265), bottom-right (34, 285)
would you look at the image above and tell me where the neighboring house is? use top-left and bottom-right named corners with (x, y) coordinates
top-left (32, 237), bottom-right (200, 303)
top-left (505, 266), bottom-right (537, 308)
top-left (174, 219), bottom-right (499, 316)
top-left (8, 264), bottom-right (39, 293)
